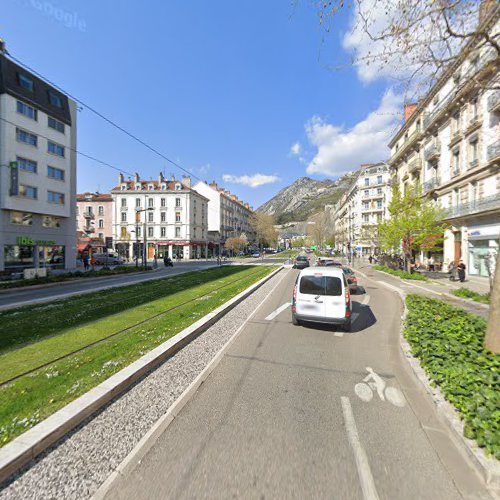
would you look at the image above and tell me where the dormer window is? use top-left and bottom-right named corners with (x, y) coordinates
top-left (48, 91), bottom-right (62, 108)
top-left (136, 183), bottom-right (142, 190)
top-left (148, 184), bottom-right (154, 190)
top-left (121, 184), bottom-right (127, 190)
top-left (18, 74), bottom-right (33, 92)
top-left (175, 183), bottom-right (181, 191)
top-left (161, 184), bottom-right (167, 190)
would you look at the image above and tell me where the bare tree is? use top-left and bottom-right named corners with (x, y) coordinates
top-left (250, 213), bottom-right (279, 249)
top-left (307, 211), bottom-right (333, 248)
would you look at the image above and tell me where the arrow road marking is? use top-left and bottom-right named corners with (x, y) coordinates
top-left (265, 302), bottom-right (291, 321)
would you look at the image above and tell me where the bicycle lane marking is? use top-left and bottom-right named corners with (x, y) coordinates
top-left (265, 302), bottom-right (291, 321)
top-left (341, 397), bottom-right (381, 500)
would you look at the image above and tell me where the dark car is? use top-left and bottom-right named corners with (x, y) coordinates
top-left (293, 255), bottom-right (310, 269)
top-left (342, 267), bottom-right (358, 292)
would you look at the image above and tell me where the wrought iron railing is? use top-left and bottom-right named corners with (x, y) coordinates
top-left (422, 177), bottom-right (440, 193)
top-left (487, 141), bottom-right (500, 162)
top-left (487, 91), bottom-right (500, 112)
top-left (444, 192), bottom-right (500, 219)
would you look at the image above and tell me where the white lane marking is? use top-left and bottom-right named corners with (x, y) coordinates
top-left (354, 368), bottom-right (406, 408)
top-left (376, 281), bottom-right (403, 294)
top-left (361, 294), bottom-right (370, 305)
top-left (265, 302), bottom-right (291, 321)
top-left (341, 397), bottom-right (380, 500)
top-left (334, 332), bottom-right (344, 337)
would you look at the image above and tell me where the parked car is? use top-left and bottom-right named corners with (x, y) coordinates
top-left (92, 252), bottom-right (124, 266)
top-left (342, 267), bottom-right (358, 293)
top-left (292, 267), bottom-right (352, 331)
top-left (293, 255), bottom-right (310, 269)
top-left (251, 252), bottom-right (260, 258)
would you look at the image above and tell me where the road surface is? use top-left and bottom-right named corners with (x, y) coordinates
top-left (103, 268), bottom-right (490, 500)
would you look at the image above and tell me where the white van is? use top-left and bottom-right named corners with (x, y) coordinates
top-left (292, 267), bottom-right (352, 331)
top-left (92, 252), bottom-right (124, 265)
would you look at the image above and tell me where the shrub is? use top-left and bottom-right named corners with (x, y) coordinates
top-left (373, 265), bottom-right (428, 281)
top-left (452, 287), bottom-right (490, 304)
top-left (405, 295), bottom-right (500, 459)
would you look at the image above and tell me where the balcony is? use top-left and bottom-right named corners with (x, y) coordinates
top-left (424, 142), bottom-right (441, 161)
top-left (408, 158), bottom-right (422, 175)
top-left (469, 158), bottom-right (479, 169)
top-left (444, 192), bottom-right (500, 220)
top-left (487, 141), bottom-right (500, 163)
top-left (487, 91), bottom-right (500, 113)
top-left (465, 116), bottom-right (481, 135)
top-left (390, 129), bottom-right (423, 165)
top-left (451, 167), bottom-right (461, 178)
top-left (422, 176), bottom-right (440, 193)
top-left (449, 130), bottom-right (462, 147)
top-left (83, 211), bottom-right (95, 220)
top-left (84, 226), bottom-right (95, 234)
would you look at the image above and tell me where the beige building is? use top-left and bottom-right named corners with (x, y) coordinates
top-left (76, 192), bottom-right (113, 245)
top-left (388, 8), bottom-right (499, 276)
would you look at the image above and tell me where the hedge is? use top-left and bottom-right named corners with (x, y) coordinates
top-left (451, 287), bottom-right (490, 304)
top-left (404, 295), bottom-right (500, 459)
top-left (373, 265), bottom-right (428, 281)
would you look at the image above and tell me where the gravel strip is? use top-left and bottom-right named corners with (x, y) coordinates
top-left (0, 270), bottom-right (284, 500)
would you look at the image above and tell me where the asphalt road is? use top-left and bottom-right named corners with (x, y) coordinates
top-left (0, 261), bottom-right (219, 311)
top-left (103, 268), bottom-right (491, 500)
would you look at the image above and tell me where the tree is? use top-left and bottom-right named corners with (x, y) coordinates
top-left (292, 237), bottom-right (306, 249)
top-left (317, 0), bottom-right (499, 96)
top-left (485, 250), bottom-right (500, 353)
top-left (250, 213), bottom-right (279, 249)
top-left (307, 211), bottom-right (333, 248)
top-left (378, 184), bottom-right (447, 271)
top-left (225, 234), bottom-right (248, 255)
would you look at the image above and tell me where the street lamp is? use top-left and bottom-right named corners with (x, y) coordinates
top-left (135, 206), bottom-right (154, 267)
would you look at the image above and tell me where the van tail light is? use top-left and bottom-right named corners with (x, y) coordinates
top-left (352, 277), bottom-right (357, 283)
top-left (345, 289), bottom-right (350, 305)
top-left (292, 285), bottom-right (297, 313)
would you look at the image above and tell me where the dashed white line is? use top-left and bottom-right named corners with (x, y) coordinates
top-left (265, 302), bottom-right (291, 321)
top-left (334, 332), bottom-right (344, 337)
top-left (341, 396), bottom-right (380, 500)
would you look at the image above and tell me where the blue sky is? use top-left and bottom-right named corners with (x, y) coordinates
top-left (3, 0), bottom-right (399, 207)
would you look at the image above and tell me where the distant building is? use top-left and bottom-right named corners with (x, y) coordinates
top-left (111, 173), bottom-right (210, 261)
top-left (0, 52), bottom-right (77, 273)
top-left (76, 192), bottom-right (113, 248)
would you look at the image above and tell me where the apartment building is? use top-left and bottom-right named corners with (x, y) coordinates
top-left (0, 51), bottom-right (77, 273)
top-left (111, 173), bottom-right (209, 261)
top-left (388, 8), bottom-right (499, 276)
top-left (192, 180), bottom-right (255, 247)
top-left (76, 192), bottom-right (113, 246)
top-left (334, 163), bottom-right (392, 256)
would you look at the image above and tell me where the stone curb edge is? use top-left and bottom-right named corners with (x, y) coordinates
top-left (91, 267), bottom-right (290, 500)
top-left (0, 265), bottom-right (283, 485)
top-left (374, 277), bottom-right (500, 489)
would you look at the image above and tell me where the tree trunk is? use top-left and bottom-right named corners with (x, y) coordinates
top-left (485, 250), bottom-right (500, 353)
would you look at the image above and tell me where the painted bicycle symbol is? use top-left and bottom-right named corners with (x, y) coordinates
top-left (354, 367), bottom-right (406, 407)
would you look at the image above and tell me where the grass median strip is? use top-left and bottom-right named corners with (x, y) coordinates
top-left (404, 295), bottom-right (500, 459)
top-left (373, 265), bottom-right (428, 281)
top-left (0, 265), bottom-right (274, 447)
top-left (451, 287), bottom-right (490, 304)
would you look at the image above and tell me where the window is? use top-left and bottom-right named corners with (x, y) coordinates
top-left (48, 166), bottom-right (65, 180)
top-left (16, 128), bottom-right (37, 146)
top-left (363, 214), bottom-right (369, 223)
top-left (148, 198), bottom-right (154, 208)
top-left (17, 157), bottom-right (37, 173)
top-left (120, 227), bottom-right (128, 238)
top-left (148, 227), bottom-right (154, 237)
top-left (175, 184), bottom-right (181, 191)
top-left (17, 101), bottom-right (37, 120)
top-left (98, 206), bottom-right (104, 216)
top-left (48, 91), bottom-right (62, 108)
top-left (453, 149), bottom-right (460, 173)
top-left (18, 74), bottom-right (34, 91)
top-left (175, 198), bottom-right (181, 207)
top-left (364, 190), bottom-right (369, 196)
top-left (48, 116), bottom-right (65, 133)
top-left (161, 212), bottom-right (166, 222)
top-left (377, 187), bottom-right (382, 194)
top-left (148, 212), bottom-right (153, 222)
top-left (136, 198), bottom-right (141, 207)
top-left (148, 185), bottom-right (154, 191)
top-left (471, 98), bottom-right (478, 119)
top-left (299, 276), bottom-right (342, 296)
top-left (121, 212), bottom-right (127, 222)
top-left (48, 191), bottom-right (64, 204)
top-left (98, 219), bottom-right (104, 229)
top-left (377, 175), bottom-right (383, 184)
top-left (48, 141), bottom-right (65, 157)
top-left (193, 228), bottom-right (197, 238)
top-left (161, 198), bottom-right (166, 207)
top-left (377, 200), bottom-right (383, 208)
top-left (363, 202), bottom-right (369, 209)
top-left (10, 211), bottom-right (33, 225)
top-left (121, 198), bottom-right (127, 207)
top-left (98, 233), bottom-right (104, 240)
top-left (161, 227), bottom-right (166, 237)
top-left (364, 178), bottom-right (369, 186)
top-left (42, 216), bottom-right (61, 228)
top-left (136, 227), bottom-right (141, 237)
top-left (175, 212), bottom-right (181, 222)
top-left (121, 184), bottom-right (126, 191)
top-left (470, 138), bottom-right (478, 161)
top-left (19, 185), bottom-right (37, 199)
top-left (175, 227), bottom-right (181, 237)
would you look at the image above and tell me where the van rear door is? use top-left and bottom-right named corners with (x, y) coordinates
top-left (323, 275), bottom-right (345, 320)
top-left (296, 273), bottom-right (326, 318)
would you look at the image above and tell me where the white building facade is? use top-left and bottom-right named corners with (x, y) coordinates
top-left (388, 9), bottom-right (499, 276)
top-left (111, 173), bottom-right (209, 261)
top-left (0, 53), bottom-right (77, 273)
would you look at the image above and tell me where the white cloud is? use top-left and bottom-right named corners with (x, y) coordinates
top-left (305, 90), bottom-right (402, 177)
top-left (222, 173), bottom-right (280, 188)
top-left (290, 142), bottom-right (301, 156)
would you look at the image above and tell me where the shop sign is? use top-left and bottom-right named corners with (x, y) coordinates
top-left (9, 161), bottom-right (19, 196)
top-left (16, 236), bottom-right (56, 246)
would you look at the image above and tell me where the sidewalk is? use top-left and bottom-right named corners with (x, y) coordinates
top-left (417, 271), bottom-right (490, 295)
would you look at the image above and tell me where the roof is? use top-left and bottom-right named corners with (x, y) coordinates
top-left (298, 266), bottom-right (345, 276)
top-left (77, 192), bottom-right (113, 202)
top-left (111, 180), bottom-right (210, 201)
top-left (0, 54), bottom-right (72, 125)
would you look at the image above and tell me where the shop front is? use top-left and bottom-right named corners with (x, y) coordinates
top-left (467, 223), bottom-right (499, 277)
top-left (4, 236), bottom-right (65, 271)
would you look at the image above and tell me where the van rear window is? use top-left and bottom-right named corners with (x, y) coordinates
top-left (299, 276), bottom-right (342, 296)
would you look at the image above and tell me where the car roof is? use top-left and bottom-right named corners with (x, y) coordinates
top-left (299, 266), bottom-right (345, 277)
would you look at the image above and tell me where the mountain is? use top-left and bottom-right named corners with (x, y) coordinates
top-left (257, 173), bottom-right (356, 224)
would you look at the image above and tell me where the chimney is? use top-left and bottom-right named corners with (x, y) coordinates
top-left (209, 181), bottom-right (218, 190)
top-left (479, 0), bottom-right (496, 25)
top-left (171, 174), bottom-right (175, 181)
top-left (134, 172), bottom-right (140, 183)
top-left (0, 38), bottom-right (6, 55)
top-left (404, 103), bottom-right (418, 122)
top-left (158, 171), bottom-right (164, 183)
top-left (118, 172), bottom-right (124, 183)
top-left (182, 176), bottom-right (191, 188)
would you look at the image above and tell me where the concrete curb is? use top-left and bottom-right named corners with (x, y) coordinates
top-left (375, 278), bottom-right (500, 489)
top-left (0, 266), bottom-right (283, 484)
top-left (91, 267), bottom-right (290, 500)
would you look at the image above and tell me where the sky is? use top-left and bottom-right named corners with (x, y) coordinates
top-left (2, 0), bottom-right (402, 208)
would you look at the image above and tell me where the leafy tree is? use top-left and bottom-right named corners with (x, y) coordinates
top-left (250, 213), bottom-right (279, 249)
top-left (378, 184), bottom-right (447, 271)
top-left (292, 237), bottom-right (306, 249)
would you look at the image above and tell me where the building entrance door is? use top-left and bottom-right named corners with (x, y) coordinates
top-left (454, 232), bottom-right (462, 263)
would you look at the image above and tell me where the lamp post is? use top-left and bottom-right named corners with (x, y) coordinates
top-left (135, 205), bottom-right (153, 268)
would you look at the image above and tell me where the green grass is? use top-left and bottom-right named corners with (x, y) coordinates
top-left (268, 250), bottom-right (298, 259)
top-left (0, 266), bottom-right (152, 290)
top-left (451, 287), bottom-right (490, 304)
top-left (373, 265), bottom-right (428, 281)
top-left (0, 265), bottom-right (273, 446)
top-left (404, 295), bottom-right (500, 459)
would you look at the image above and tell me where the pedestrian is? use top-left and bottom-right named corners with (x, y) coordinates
top-left (83, 255), bottom-right (89, 271)
top-left (447, 261), bottom-right (457, 281)
top-left (457, 259), bottom-right (466, 282)
top-left (368, 255), bottom-right (373, 264)
top-left (428, 256), bottom-right (435, 272)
